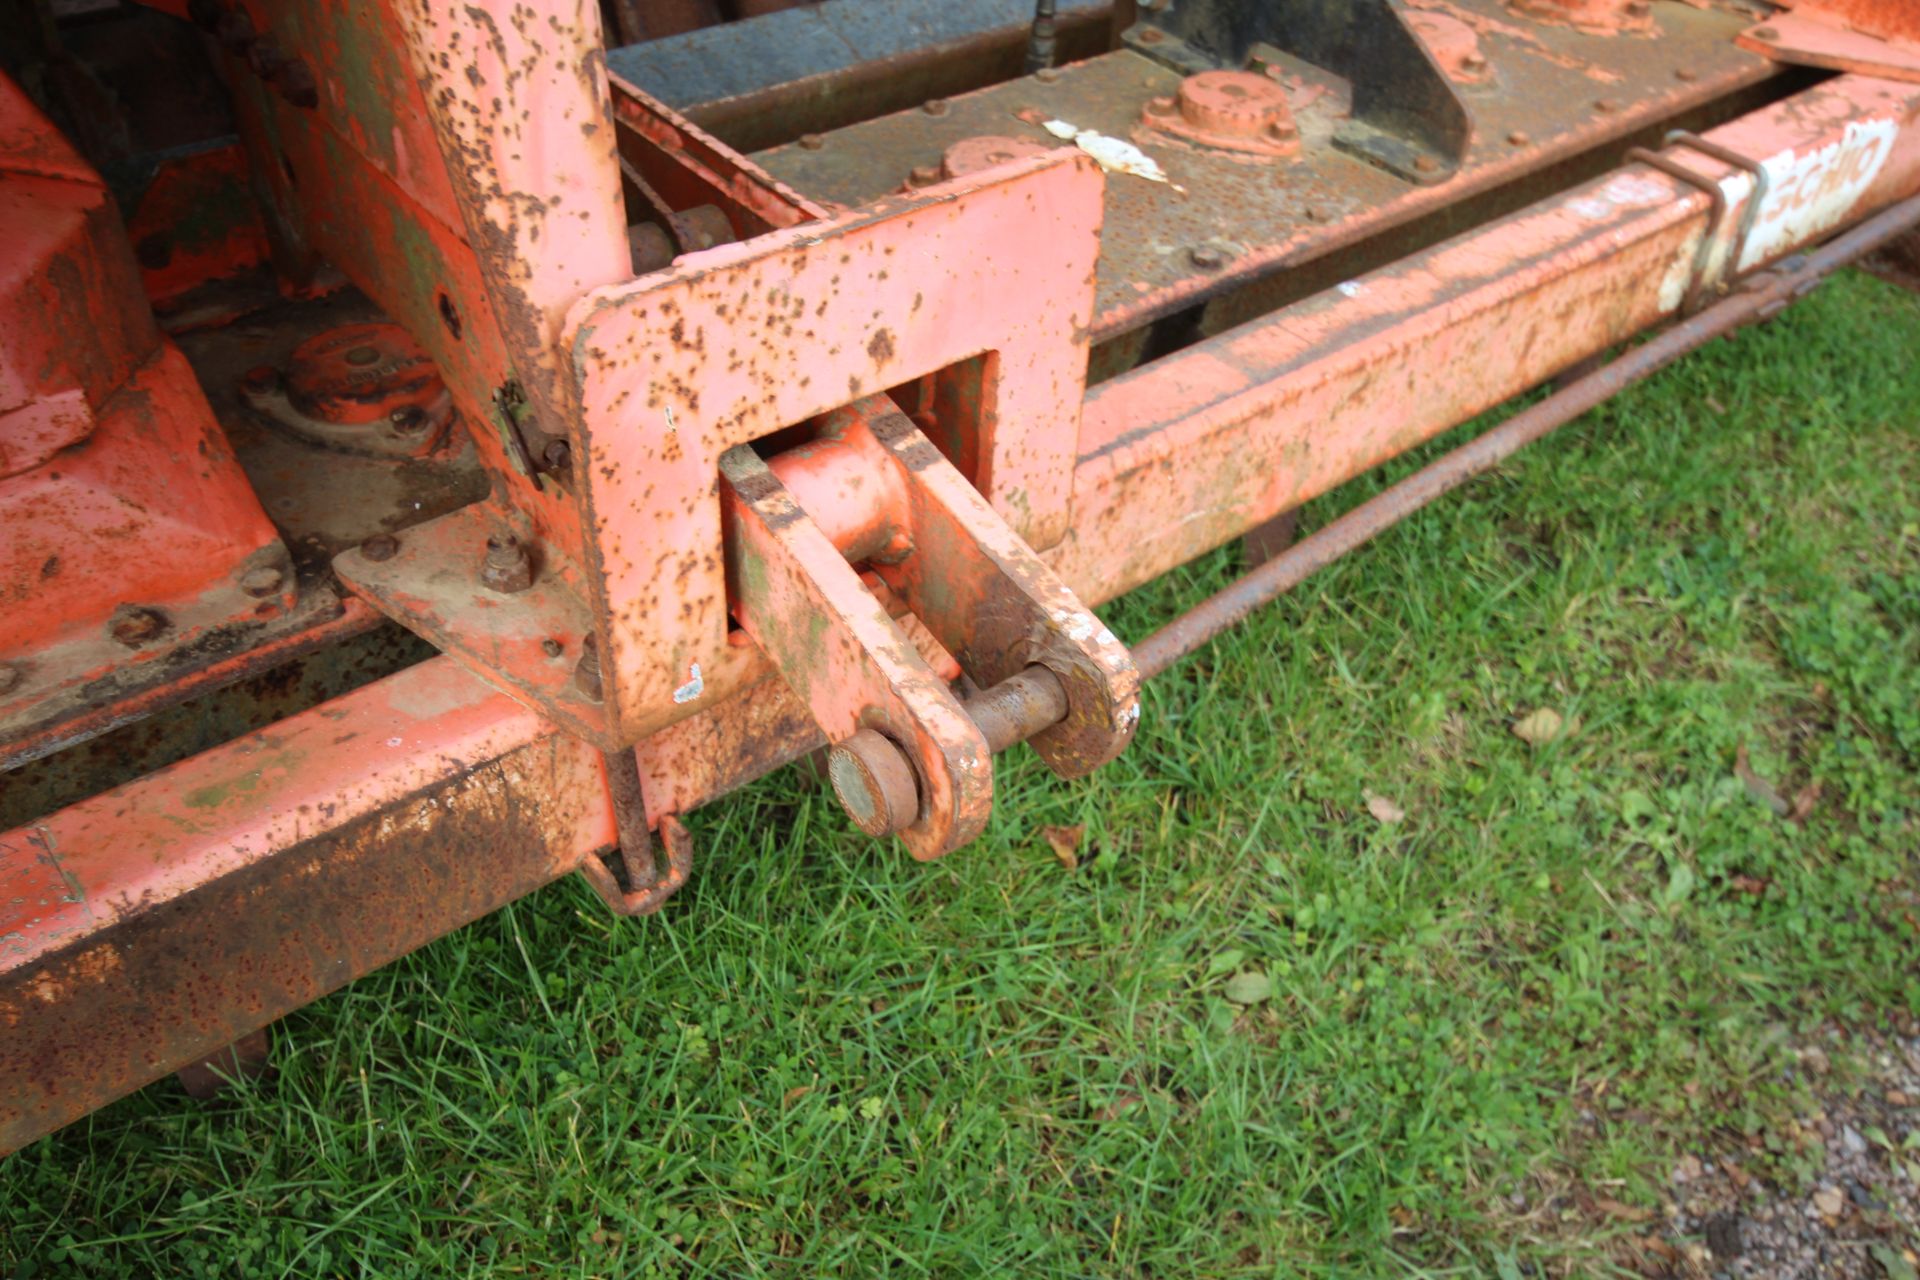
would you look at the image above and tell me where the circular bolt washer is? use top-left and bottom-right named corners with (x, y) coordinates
top-left (284, 322), bottom-right (443, 426)
top-left (828, 729), bottom-right (921, 837)
top-left (1143, 70), bottom-right (1300, 159)
top-left (940, 135), bottom-right (1052, 181)
top-left (109, 605), bottom-right (170, 648)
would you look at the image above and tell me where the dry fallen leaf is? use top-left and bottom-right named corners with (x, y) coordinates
top-left (1512, 707), bottom-right (1564, 746)
top-left (783, 1085), bottom-right (812, 1107)
top-left (1729, 873), bottom-right (1772, 896)
top-left (1594, 1196), bottom-right (1652, 1223)
top-left (1364, 791), bottom-right (1406, 824)
top-left (1789, 780), bottom-right (1823, 825)
top-left (1811, 1185), bottom-right (1846, 1218)
top-left (1042, 823), bottom-right (1084, 870)
top-left (1734, 743), bottom-right (1790, 816)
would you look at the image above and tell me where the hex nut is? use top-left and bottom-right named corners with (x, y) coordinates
top-left (479, 534), bottom-right (533, 594)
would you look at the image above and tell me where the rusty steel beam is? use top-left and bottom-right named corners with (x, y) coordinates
top-left (0, 658), bottom-right (614, 1154)
top-left (1052, 74), bottom-right (1920, 603)
top-left (1132, 189), bottom-right (1920, 676)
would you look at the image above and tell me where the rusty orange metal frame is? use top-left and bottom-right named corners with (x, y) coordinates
top-left (8, 0), bottom-right (1920, 1153)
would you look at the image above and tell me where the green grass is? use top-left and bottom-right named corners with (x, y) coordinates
top-left (4, 271), bottom-right (1919, 1278)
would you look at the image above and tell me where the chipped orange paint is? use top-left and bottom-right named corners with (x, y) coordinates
top-left (562, 151), bottom-right (1103, 744)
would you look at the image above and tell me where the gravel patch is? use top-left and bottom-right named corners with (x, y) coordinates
top-left (1638, 1021), bottom-right (1920, 1279)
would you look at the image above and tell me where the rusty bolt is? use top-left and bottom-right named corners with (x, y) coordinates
top-left (1266, 119), bottom-right (1296, 141)
top-left (248, 37), bottom-right (285, 79)
top-left (361, 533), bottom-right (399, 562)
top-left (908, 164), bottom-right (941, 187)
top-left (541, 637), bottom-right (564, 658)
top-left (827, 729), bottom-right (920, 837)
top-left (1188, 244), bottom-right (1229, 271)
top-left (542, 438), bottom-right (573, 472)
top-left (1144, 96), bottom-right (1176, 118)
top-left (1301, 203), bottom-right (1325, 223)
top-left (480, 534), bottom-right (533, 594)
top-left (0, 661), bottom-right (24, 696)
top-left (215, 7), bottom-right (255, 53)
top-left (1138, 26), bottom-right (1165, 44)
top-left (922, 98), bottom-right (949, 117)
top-left (1461, 52), bottom-right (1486, 72)
top-left (1750, 25), bottom-right (1777, 40)
top-left (279, 57), bottom-right (318, 109)
top-left (110, 605), bottom-right (170, 648)
top-left (240, 566), bottom-right (285, 598)
top-left (1413, 154), bottom-right (1440, 174)
top-left (241, 365), bottom-right (278, 395)
top-left (574, 636), bottom-right (604, 702)
top-left (1035, 67), bottom-right (1060, 83)
top-left (1594, 98), bottom-right (1620, 114)
top-left (1675, 66), bottom-right (1698, 82)
top-left (389, 405), bottom-right (428, 433)
top-left (797, 133), bottom-right (825, 151)
top-left (1507, 129), bottom-right (1532, 147)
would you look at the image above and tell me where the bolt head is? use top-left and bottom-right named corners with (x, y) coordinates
top-left (389, 405), bottom-right (429, 433)
top-left (109, 605), bottom-right (170, 648)
top-left (361, 533), bottom-right (399, 562)
top-left (541, 637), bottom-right (564, 658)
top-left (0, 661), bottom-right (24, 696)
top-left (1675, 66), bottom-right (1698, 81)
top-left (1507, 130), bottom-right (1532, 147)
top-left (573, 639), bottom-right (604, 702)
top-left (922, 98), bottom-right (949, 116)
top-left (1413, 153), bottom-right (1440, 173)
top-left (542, 438), bottom-right (573, 471)
top-left (1034, 67), bottom-right (1060, 83)
top-left (908, 164), bottom-right (941, 186)
top-left (1594, 98), bottom-right (1620, 114)
top-left (797, 133), bottom-right (825, 150)
top-left (279, 57), bottom-right (318, 109)
top-left (1138, 26), bottom-right (1165, 44)
top-left (1750, 25), bottom-right (1777, 40)
top-left (240, 566), bottom-right (285, 598)
top-left (1188, 244), bottom-right (1229, 271)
